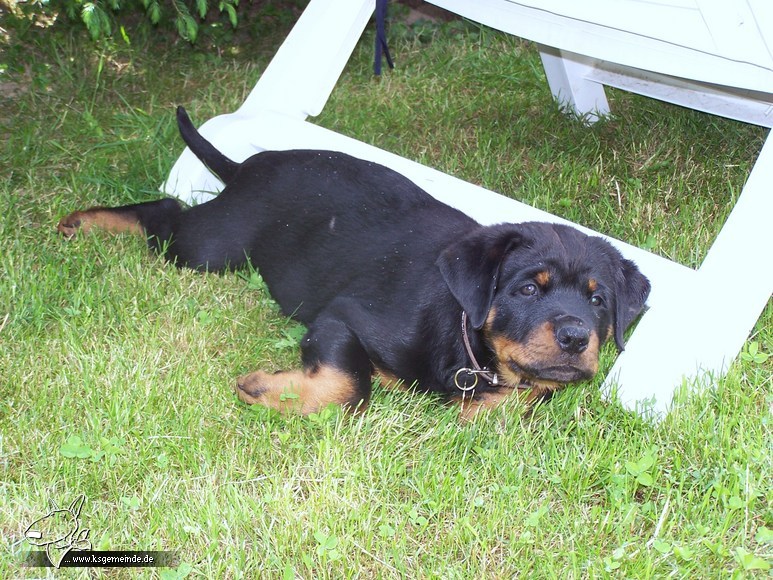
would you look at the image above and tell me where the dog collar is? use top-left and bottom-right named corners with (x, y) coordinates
top-left (455, 312), bottom-right (500, 392)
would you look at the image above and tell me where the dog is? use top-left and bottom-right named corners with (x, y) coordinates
top-left (58, 107), bottom-right (650, 420)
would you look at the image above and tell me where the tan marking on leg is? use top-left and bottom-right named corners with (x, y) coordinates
top-left (451, 386), bottom-right (543, 421)
top-left (520, 381), bottom-right (563, 404)
top-left (450, 381), bottom-right (564, 421)
top-left (57, 208), bottom-right (144, 238)
top-left (235, 365), bottom-right (364, 415)
top-left (374, 367), bottom-right (406, 391)
top-left (451, 388), bottom-right (517, 422)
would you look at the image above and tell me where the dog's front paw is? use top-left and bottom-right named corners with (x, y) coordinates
top-left (234, 371), bottom-right (269, 405)
top-left (57, 211), bottom-right (85, 238)
top-left (235, 366), bottom-right (362, 415)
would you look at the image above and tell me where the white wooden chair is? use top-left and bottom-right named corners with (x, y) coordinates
top-left (163, 0), bottom-right (773, 416)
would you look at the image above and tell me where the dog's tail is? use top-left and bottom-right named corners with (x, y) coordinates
top-left (176, 106), bottom-right (240, 184)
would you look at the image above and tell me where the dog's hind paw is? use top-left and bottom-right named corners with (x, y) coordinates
top-left (234, 371), bottom-right (269, 406)
top-left (57, 212), bottom-right (85, 238)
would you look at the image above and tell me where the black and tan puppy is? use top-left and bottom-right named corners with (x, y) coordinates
top-left (59, 107), bottom-right (650, 419)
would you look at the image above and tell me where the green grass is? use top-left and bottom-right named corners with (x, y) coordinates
top-left (1, 11), bottom-right (771, 578)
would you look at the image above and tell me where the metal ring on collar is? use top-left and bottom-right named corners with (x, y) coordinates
top-left (454, 368), bottom-right (479, 392)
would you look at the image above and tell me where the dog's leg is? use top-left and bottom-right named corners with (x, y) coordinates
top-left (451, 383), bottom-right (561, 421)
top-left (235, 315), bottom-right (373, 415)
top-left (451, 387), bottom-right (520, 422)
top-left (57, 198), bottom-right (182, 243)
top-left (236, 318), bottom-right (373, 415)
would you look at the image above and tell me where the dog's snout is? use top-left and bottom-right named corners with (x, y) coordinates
top-left (554, 317), bottom-right (590, 354)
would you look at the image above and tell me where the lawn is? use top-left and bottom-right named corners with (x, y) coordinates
top-left (1, 5), bottom-right (771, 578)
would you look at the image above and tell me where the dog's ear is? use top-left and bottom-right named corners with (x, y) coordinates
top-left (613, 258), bottom-right (650, 350)
top-left (437, 225), bottom-right (523, 329)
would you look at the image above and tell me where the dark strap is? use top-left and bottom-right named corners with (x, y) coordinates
top-left (456, 312), bottom-right (500, 390)
top-left (374, 0), bottom-right (394, 76)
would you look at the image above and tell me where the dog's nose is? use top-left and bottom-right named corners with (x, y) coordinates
top-left (554, 317), bottom-right (590, 354)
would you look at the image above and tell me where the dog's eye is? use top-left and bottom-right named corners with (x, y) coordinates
top-left (520, 283), bottom-right (538, 296)
top-left (590, 295), bottom-right (604, 307)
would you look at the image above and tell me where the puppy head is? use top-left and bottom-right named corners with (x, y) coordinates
top-left (437, 222), bottom-right (650, 389)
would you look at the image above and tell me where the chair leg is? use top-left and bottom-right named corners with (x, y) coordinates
top-left (605, 130), bottom-right (773, 416)
top-left (538, 45), bottom-right (610, 123)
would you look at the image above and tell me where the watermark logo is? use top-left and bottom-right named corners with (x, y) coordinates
top-left (22, 494), bottom-right (177, 569)
top-left (24, 494), bottom-right (91, 568)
